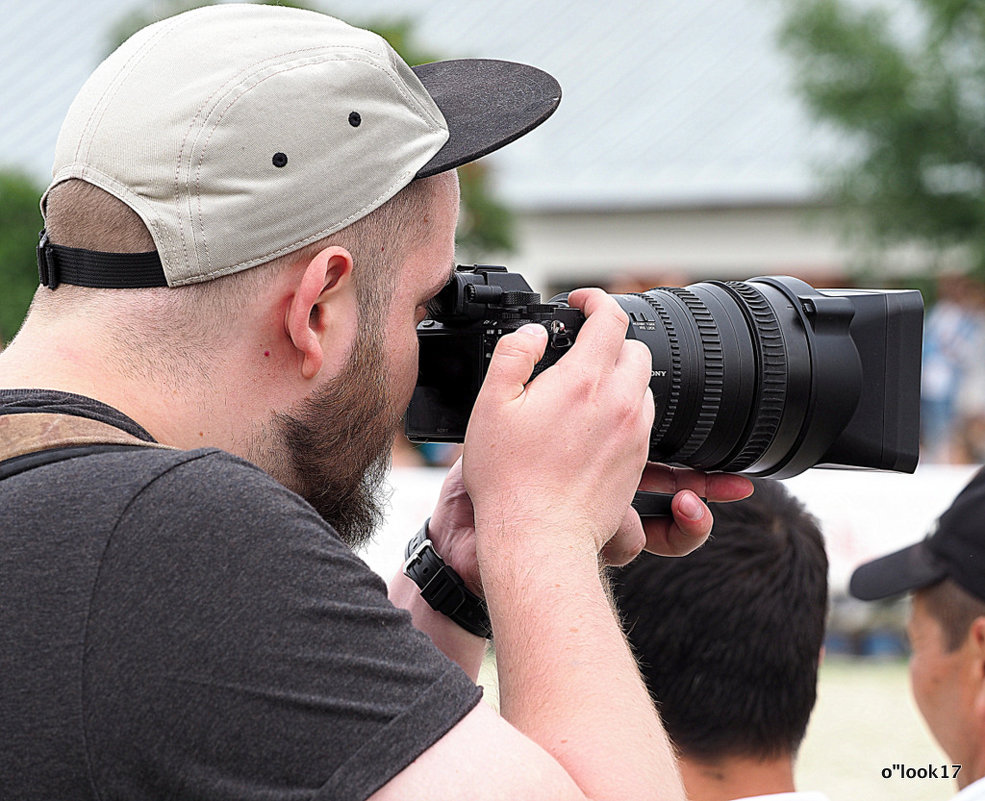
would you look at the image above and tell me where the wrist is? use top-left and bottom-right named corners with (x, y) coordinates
top-left (403, 519), bottom-right (493, 640)
top-left (388, 570), bottom-right (486, 681)
top-left (474, 513), bottom-right (600, 574)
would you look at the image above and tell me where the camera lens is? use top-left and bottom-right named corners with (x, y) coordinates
top-left (615, 281), bottom-right (783, 472)
top-left (612, 276), bottom-right (920, 478)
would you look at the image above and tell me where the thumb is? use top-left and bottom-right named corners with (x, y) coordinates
top-left (478, 324), bottom-right (548, 404)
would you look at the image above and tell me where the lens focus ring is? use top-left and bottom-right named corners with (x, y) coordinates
top-left (638, 294), bottom-right (682, 449)
top-left (663, 287), bottom-right (724, 460)
top-left (719, 281), bottom-right (788, 471)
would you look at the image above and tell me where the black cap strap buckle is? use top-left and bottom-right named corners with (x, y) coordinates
top-left (37, 229), bottom-right (59, 290)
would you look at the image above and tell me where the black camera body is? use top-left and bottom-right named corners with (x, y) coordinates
top-left (406, 265), bottom-right (584, 438)
top-left (406, 264), bottom-right (924, 479)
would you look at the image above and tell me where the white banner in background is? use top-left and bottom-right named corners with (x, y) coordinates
top-left (357, 464), bottom-right (983, 594)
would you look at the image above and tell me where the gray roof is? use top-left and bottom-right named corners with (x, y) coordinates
top-left (1, 0), bottom-right (843, 211)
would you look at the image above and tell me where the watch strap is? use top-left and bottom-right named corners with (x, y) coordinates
top-left (403, 519), bottom-right (492, 639)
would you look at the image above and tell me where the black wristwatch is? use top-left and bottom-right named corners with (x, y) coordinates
top-left (403, 519), bottom-right (492, 639)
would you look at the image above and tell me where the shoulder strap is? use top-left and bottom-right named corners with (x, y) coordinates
top-left (0, 443), bottom-right (155, 481)
top-left (0, 412), bottom-right (174, 479)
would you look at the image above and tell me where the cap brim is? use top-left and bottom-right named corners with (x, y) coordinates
top-left (848, 540), bottom-right (949, 601)
top-left (412, 59), bottom-right (561, 179)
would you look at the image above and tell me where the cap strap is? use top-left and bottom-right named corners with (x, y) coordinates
top-left (37, 229), bottom-right (167, 290)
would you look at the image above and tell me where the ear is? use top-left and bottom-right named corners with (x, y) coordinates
top-left (284, 246), bottom-right (356, 380)
top-left (970, 616), bottom-right (985, 661)
top-left (969, 617), bottom-right (985, 715)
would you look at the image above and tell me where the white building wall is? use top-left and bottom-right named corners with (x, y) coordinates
top-left (506, 204), bottom-right (933, 297)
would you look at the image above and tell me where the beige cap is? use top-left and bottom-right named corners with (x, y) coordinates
top-left (41, 3), bottom-right (560, 288)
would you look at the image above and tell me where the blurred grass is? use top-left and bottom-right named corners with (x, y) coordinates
top-left (799, 658), bottom-right (952, 801)
top-left (479, 654), bottom-right (956, 800)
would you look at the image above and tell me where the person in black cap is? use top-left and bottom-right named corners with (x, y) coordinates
top-left (0, 5), bottom-right (752, 801)
top-left (850, 466), bottom-right (985, 800)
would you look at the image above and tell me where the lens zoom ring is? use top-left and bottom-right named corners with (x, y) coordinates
top-left (721, 281), bottom-right (788, 470)
top-left (664, 287), bottom-right (724, 459)
top-left (637, 294), bottom-right (682, 448)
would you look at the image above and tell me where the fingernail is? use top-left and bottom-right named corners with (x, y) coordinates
top-left (678, 491), bottom-right (703, 521)
top-left (517, 323), bottom-right (545, 338)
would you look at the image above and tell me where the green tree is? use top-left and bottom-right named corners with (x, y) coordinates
top-left (777, 0), bottom-right (985, 280)
top-left (109, 1), bottom-right (516, 258)
top-left (0, 171), bottom-right (44, 344)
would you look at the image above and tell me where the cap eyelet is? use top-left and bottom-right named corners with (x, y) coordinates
top-left (272, 152), bottom-right (288, 168)
top-left (349, 112), bottom-right (362, 127)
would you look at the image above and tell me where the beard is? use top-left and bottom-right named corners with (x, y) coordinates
top-left (270, 331), bottom-right (400, 550)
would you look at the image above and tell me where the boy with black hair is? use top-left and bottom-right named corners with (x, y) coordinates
top-left (613, 478), bottom-right (829, 801)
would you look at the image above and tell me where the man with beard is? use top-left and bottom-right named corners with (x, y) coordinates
top-left (0, 5), bottom-right (751, 801)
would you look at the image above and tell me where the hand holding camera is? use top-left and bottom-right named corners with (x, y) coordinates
top-left (462, 288), bottom-right (654, 563)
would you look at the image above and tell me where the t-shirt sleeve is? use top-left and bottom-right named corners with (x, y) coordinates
top-left (82, 452), bottom-right (482, 801)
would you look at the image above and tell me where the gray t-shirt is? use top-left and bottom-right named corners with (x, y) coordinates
top-left (0, 390), bottom-right (481, 801)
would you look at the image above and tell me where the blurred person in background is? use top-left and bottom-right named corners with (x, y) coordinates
top-left (921, 274), bottom-right (985, 463)
top-left (954, 279), bottom-right (985, 463)
top-left (851, 467), bottom-right (985, 800)
top-left (612, 478), bottom-right (830, 801)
